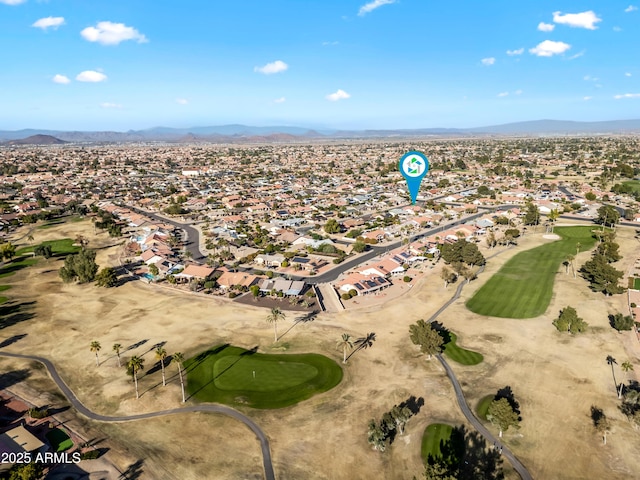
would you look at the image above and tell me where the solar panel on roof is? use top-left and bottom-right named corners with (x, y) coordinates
top-left (355, 283), bottom-right (364, 290)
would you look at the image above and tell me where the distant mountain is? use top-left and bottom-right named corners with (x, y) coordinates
top-left (0, 119), bottom-right (639, 144)
top-left (3, 134), bottom-right (67, 145)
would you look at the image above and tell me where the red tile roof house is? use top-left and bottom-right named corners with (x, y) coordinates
top-left (173, 264), bottom-right (216, 283)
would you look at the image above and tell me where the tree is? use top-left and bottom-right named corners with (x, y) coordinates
top-left (611, 313), bottom-right (634, 332)
top-left (90, 341), bottom-right (101, 367)
top-left (523, 202), bottom-right (540, 227)
top-left (250, 284), bottom-right (260, 300)
top-left (606, 355), bottom-right (618, 398)
top-left (6, 462), bottom-right (44, 480)
top-left (580, 255), bottom-right (624, 295)
top-left (552, 306), bottom-right (587, 333)
top-left (337, 333), bottom-right (354, 363)
top-left (590, 406), bottom-right (611, 444)
top-left (27, 234), bottom-right (34, 244)
top-left (34, 244), bottom-right (53, 259)
top-left (367, 419), bottom-right (387, 451)
top-left (127, 355), bottom-right (145, 399)
top-left (352, 240), bottom-right (367, 253)
top-left (596, 205), bottom-right (620, 228)
top-left (620, 361), bottom-right (634, 398)
top-left (596, 241), bottom-right (621, 263)
top-left (548, 209), bottom-right (560, 232)
top-left (346, 332), bottom-right (377, 361)
top-left (409, 320), bottom-right (444, 359)
top-left (266, 307), bottom-right (286, 342)
top-left (156, 346), bottom-right (167, 386)
top-left (0, 242), bottom-right (16, 261)
top-left (440, 239), bottom-right (485, 266)
top-left (565, 254), bottom-right (575, 278)
top-left (440, 266), bottom-right (456, 288)
top-left (390, 404), bottom-right (412, 435)
top-left (59, 249), bottom-right (99, 284)
top-left (148, 263), bottom-right (159, 277)
top-left (112, 343), bottom-right (122, 367)
top-left (324, 218), bottom-right (340, 234)
top-left (486, 397), bottom-right (520, 437)
top-left (173, 352), bottom-right (186, 402)
top-left (95, 267), bottom-right (118, 287)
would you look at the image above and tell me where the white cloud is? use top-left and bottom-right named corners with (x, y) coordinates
top-left (0, 0), bottom-right (27, 5)
top-left (568, 50), bottom-right (585, 60)
top-left (614, 93), bottom-right (640, 99)
top-left (326, 89), bottom-right (350, 101)
top-left (497, 92), bottom-right (509, 97)
top-left (81, 21), bottom-right (148, 45)
top-left (529, 40), bottom-right (571, 57)
top-left (552, 11), bottom-right (602, 30)
top-left (538, 22), bottom-right (555, 32)
top-left (52, 74), bottom-right (70, 84)
top-left (32, 16), bottom-right (65, 30)
top-left (358, 0), bottom-right (396, 16)
top-left (254, 60), bottom-right (288, 75)
top-left (583, 96), bottom-right (593, 101)
top-left (100, 102), bottom-right (122, 109)
top-left (273, 97), bottom-right (286, 103)
top-left (625, 72), bottom-right (632, 77)
top-left (76, 70), bottom-right (107, 82)
top-left (613, 26), bottom-right (622, 32)
top-left (514, 89), bottom-right (523, 95)
top-left (506, 48), bottom-right (524, 56)
top-left (175, 98), bottom-right (188, 105)
top-left (481, 57), bottom-right (495, 66)
top-left (625, 5), bottom-right (638, 12)
top-left (583, 75), bottom-right (598, 81)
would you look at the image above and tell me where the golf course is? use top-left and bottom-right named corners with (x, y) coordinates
top-left (185, 344), bottom-right (343, 408)
top-left (466, 226), bottom-right (599, 318)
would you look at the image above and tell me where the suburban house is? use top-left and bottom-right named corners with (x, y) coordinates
top-left (259, 278), bottom-right (306, 296)
top-left (255, 253), bottom-right (286, 267)
top-left (336, 273), bottom-right (391, 296)
top-left (173, 264), bottom-right (216, 282)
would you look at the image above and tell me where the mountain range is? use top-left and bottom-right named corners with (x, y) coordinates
top-left (2, 119), bottom-right (640, 144)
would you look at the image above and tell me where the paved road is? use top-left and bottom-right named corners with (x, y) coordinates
top-left (426, 248), bottom-right (533, 480)
top-left (0, 351), bottom-right (275, 480)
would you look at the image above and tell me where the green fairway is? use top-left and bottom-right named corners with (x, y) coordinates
top-left (466, 226), bottom-right (598, 318)
top-left (421, 423), bottom-right (454, 463)
top-left (442, 332), bottom-right (483, 365)
top-left (0, 257), bottom-right (38, 279)
top-left (476, 394), bottom-right (494, 420)
top-left (633, 278), bottom-right (640, 290)
top-left (185, 345), bottom-right (343, 408)
top-left (46, 428), bottom-right (73, 452)
top-left (16, 238), bottom-right (80, 257)
top-left (621, 180), bottom-right (640, 194)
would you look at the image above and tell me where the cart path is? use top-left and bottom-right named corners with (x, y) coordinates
top-left (0, 351), bottom-right (275, 480)
top-left (428, 248), bottom-right (533, 480)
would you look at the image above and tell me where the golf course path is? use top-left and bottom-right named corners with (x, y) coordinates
top-left (428, 249), bottom-right (534, 480)
top-left (0, 351), bottom-right (276, 480)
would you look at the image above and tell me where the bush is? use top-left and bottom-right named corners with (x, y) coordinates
top-left (204, 281), bottom-right (216, 289)
top-left (80, 449), bottom-right (100, 460)
top-left (403, 275), bottom-right (411, 282)
top-left (28, 407), bottom-right (50, 419)
top-left (631, 303), bottom-right (637, 308)
top-left (228, 292), bottom-right (238, 299)
top-left (266, 271), bottom-right (274, 279)
top-left (341, 293), bottom-right (351, 300)
top-left (348, 289), bottom-right (357, 298)
top-left (610, 313), bottom-right (635, 331)
top-left (333, 258), bottom-right (343, 264)
top-left (281, 261), bottom-right (289, 268)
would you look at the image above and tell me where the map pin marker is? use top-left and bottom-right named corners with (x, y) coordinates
top-left (399, 151), bottom-right (429, 205)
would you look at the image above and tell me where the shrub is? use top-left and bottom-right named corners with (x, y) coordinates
top-left (29, 407), bottom-right (50, 419)
top-left (348, 289), bottom-right (357, 298)
top-left (341, 293), bottom-right (351, 300)
top-left (204, 281), bottom-right (216, 289)
top-left (403, 275), bottom-right (411, 282)
top-left (631, 303), bottom-right (637, 308)
top-left (80, 449), bottom-right (100, 460)
top-left (266, 271), bottom-right (274, 279)
top-left (281, 261), bottom-right (289, 268)
top-left (228, 292), bottom-right (238, 299)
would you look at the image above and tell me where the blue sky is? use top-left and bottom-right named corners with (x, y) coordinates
top-left (1, 0), bottom-right (639, 130)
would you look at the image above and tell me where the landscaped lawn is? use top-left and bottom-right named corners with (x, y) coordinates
top-left (185, 344), bottom-right (343, 408)
top-left (46, 428), bottom-right (73, 452)
top-left (442, 332), bottom-right (483, 365)
top-left (466, 226), bottom-right (598, 318)
top-left (421, 423), bottom-right (453, 463)
top-left (633, 277), bottom-right (640, 290)
top-left (621, 180), bottom-right (640, 194)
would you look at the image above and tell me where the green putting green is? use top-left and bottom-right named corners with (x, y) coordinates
top-left (466, 226), bottom-right (598, 318)
top-left (185, 345), bottom-right (342, 408)
top-left (16, 238), bottom-right (80, 257)
top-left (476, 394), bottom-right (494, 420)
top-left (421, 423), bottom-right (453, 463)
top-left (443, 333), bottom-right (483, 365)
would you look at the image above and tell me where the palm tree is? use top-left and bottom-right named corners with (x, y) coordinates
top-left (127, 356), bottom-right (145, 399)
top-left (337, 333), bottom-right (354, 364)
top-left (346, 333), bottom-right (377, 361)
top-left (173, 352), bottom-right (186, 403)
top-left (606, 355), bottom-right (618, 397)
top-left (548, 209), bottom-right (559, 233)
top-left (266, 307), bottom-right (286, 342)
top-left (155, 347), bottom-right (167, 386)
top-left (112, 343), bottom-right (122, 367)
top-left (90, 341), bottom-right (101, 367)
top-left (620, 361), bottom-right (634, 398)
top-left (27, 234), bottom-right (34, 245)
top-left (576, 242), bottom-right (581, 256)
